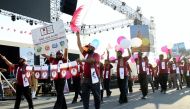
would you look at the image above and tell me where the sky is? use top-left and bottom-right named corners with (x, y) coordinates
top-left (61, 0), bottom-right (190, 57)
top-left (0, 0), bottom-right (190, 59)
top-left (124, 0), bottom-right (190, 49)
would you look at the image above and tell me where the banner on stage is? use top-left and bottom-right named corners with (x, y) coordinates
top-left (31, 21), bottom-right (68, 55)
top-left (172, 42), bottom-right (186, 56)
top-left (130, 25), bottom-right (150, 52)
top-left (27, 61), bottom-right (80, 80)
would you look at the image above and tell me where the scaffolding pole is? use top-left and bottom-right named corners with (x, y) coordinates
top-left (0, 72), bottom-right (16, 93)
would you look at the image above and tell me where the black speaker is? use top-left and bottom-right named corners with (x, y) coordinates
top-left (134, 18), bottom-right (142, 25)
top-left (0, 45), bottom-right (19, 78)
top-left (60, 0), bottom-right (78, 15)
top-left (68, 53), bottom-right (80, 61)
top-left (34, 54), bottom-right (40, 65)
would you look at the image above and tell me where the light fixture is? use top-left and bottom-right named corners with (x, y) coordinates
top-left (29, 20), bottom-right (33, 25)
top-left (136, 6), bottom-right (141, 12)
top-left (113, 6), bottom-right (117, 10)
top-left (122, 2), bottom-right (125, 6)
top-left (56, 17), bottom-right (59, 21)
top-left (11, 15), bottom-right (16, 21)
top-left (16, 16), bottom-right (20, 20)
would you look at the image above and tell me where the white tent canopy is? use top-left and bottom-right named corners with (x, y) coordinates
top-left (0, 15), bottom-right (39, 48)
top-left (0, 40), bottom-right (33, 48)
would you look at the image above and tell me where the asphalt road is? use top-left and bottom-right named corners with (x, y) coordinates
top-left (1, 85), bottom-right (190, 109)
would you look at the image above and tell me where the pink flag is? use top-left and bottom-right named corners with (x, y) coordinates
top-left (70, 5), bottom-right (83, 32)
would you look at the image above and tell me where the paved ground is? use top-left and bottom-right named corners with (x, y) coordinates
top-left (1, 85), bottom-right (190, 109)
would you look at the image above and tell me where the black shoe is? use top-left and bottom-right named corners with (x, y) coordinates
top-left (107, 91), bottom-right (112, 97)
top-left (141, 96), bottom-right (146, 99)
top-left (72, 100), bottom-right (77, 104)
top-left (180, 86), bottom-right (182, 89)
top-left (119, 100), bottom-right (123, 104)
top-left (163, 91), bottom-right (166, 94)
top-left (160, 89), bottom-right (163, 93)
top-left (101, 100), bottom-right (104, 104)
top-left (124, 98), bottom-right (128, 103)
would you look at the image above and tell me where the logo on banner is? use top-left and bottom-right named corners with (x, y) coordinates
top-left (60, 41), bottom-right (65, 47)
top-left (52, 43), bottom-right (58, 48)
top-left (61, 70), bottom-right (67, 78)
top-left (42, 72), bottom-right (48, 79)
top-left (40, 25), bottom-right (54, 36)
top-left (35, 72), bottom-right (40, 79)
top-left (71, 68), bottom-right (77, 76)
top-left (52, 71), bottom-right (57, 78)
top-left (26, 72), bottom-right (31, 78)
top-left (45, 45), bottom-right (50, 51)
top-left (36, 46), bottom-right (42, 53)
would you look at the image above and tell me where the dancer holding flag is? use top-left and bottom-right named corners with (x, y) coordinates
top-left (76, 32), bottom-right (101, 109)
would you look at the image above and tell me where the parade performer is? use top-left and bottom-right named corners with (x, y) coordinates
top-left (76, 32), bottom-right (101, 109)
top-left (0, 54), bottom-right (33, 109)
top-left (42, 48), bottom-right (68, 109)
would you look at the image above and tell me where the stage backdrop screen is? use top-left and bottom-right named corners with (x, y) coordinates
top-left (0, 0), bottom-right (50, 22)
top-left (130, 25), bottom-right (150, 52)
